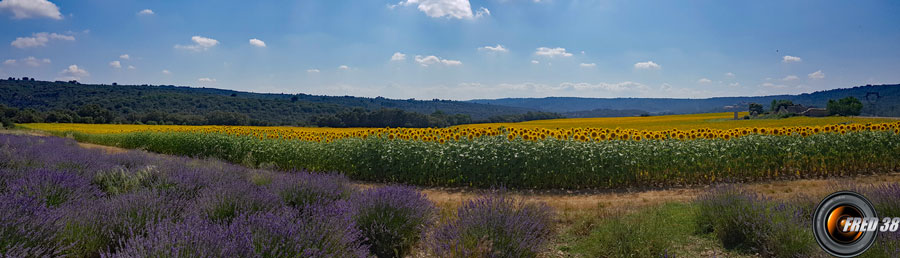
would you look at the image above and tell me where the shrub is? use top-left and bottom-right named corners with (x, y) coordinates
top-left (572, 203), bottom-right (695, 257)
top-left (242, 205), bottom-right (370, 257)
top-left (695, 186), bottom-right (816, 257)
top-left (191, 180), bottom-right (282, 223)
top-left (0, 116), bottom-right (13, 129)
top-left (0, 196), bottom-right (67, 257)
top-left (350, 185), bottom-right (435, 257)
top-left (6, 169), bottom-right (103, 208)
top-left (851, 183), bottom-right (900, 258)
top-left (92, 165), bottom-right (171, 195)
top-left (267, 172), bottom-right (354, 208)
top-left (427, 194), bottom-right (555, 258)
top-left (58, 190), bottom-right (183, 257)
top-left (107, 217), bottom-right (255, 258)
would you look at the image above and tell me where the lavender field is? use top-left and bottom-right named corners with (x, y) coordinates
top-left (0, 134), bottom-right (555, 257)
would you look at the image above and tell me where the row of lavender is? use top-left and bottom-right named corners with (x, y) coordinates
top-left (0, 134), bottom-right (555, 257)
top-left (696, 185), bottom-right (900, 257)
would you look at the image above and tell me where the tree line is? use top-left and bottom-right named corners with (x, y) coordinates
top-left (0, 102), bottom-right (562, 129)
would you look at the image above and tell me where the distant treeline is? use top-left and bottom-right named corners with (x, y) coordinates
top-left (294, 109), bottom-right (560, 128)
top-left (0, 103), bottom-right (561, 128)
top-left (0, 78), bottom-right (561, 128)
top-left (471, 84), bottom-right (900, 117)
top-left (562, 108), bottom-right (649, 118)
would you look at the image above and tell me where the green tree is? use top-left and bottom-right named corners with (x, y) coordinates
top-left (770, 100), bottom-right (794, 113)
top-left (748, 103), bottom-right (764, 115)
top-left (827, 96), bottom-right (863, 116)
top-left (205, 111), bottom-right (250, 125)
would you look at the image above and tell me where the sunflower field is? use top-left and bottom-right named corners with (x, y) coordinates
top-left (21, 118), bottom-right (900, 189)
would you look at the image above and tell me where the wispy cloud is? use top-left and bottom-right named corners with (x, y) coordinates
top-left (634, 61), bottom-right (661, 70)
top-left (10, 32), bottom-right (74, 48)
top-left (175, 36), bottom-right (219, 51)
top-left (534, 47), bottom-right (572, 58)
top-left (414, 55), bottom-right (462, 67)
top-left (782, 55), bottom-right (802, 63)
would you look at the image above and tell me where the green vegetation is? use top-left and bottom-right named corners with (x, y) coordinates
top-left (748, 103), bottom-right (765, 114)
top-left (568, 203), bottom-right (697, 257)
top-left (0, 79), bottom-right (546, 127)
top-left (472, 84), bottom-right (900, 116)
top-left (828, 96), bottom-right (864, 116)
top-left (769, 99), bottom-right (795, 113)
top-left (57, 129), bottom-right (900, 189)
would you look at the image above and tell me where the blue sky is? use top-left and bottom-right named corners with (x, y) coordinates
top-left (1, 0), bottom-right (899, 100)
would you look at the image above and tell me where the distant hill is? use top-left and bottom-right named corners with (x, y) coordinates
top-left (562, 108), bottom-right (649, 118)
top-left (0, 79), bottom-right (534, 126)
top-left (470, 84), bottom-right (900, 117)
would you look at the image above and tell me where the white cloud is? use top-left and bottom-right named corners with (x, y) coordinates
top-left (530, 60), bottom-right (539, 64)
top-left (478, 44), bottom-right (508, 53)
top-left (249, 38), bottom-right (266, 48)
top-left (390, 52), bottom-right (406, 61)
top-left (198, 77), bottom-right (216, 83)
top-left (414, 55), bottom-right (462, 67)
top-left (634, 61), bottom-right (661, 70)
top-left (561, 82), bottom-right (650, 92)
top-left (338, 65), bottom-right (350, 70)
top-left (161, 69), bottom-right (171, 75)
top-left (175, 36), bottom-right (219, 51)
top-left (0, 0), bottom-right (62, 20)
top-left (109, 60), bottom-right (121, 69)
top-left (395, 0), bottom-right (478, 19)
top-left (3, 56), bottom-right (49, 67)
top-left (127, 65), bottom-right (136, 70)
top-left (660, 83), bottom-right (672, 91)
top-left (697, 78), bottom-right (712, 83)
top-left (782, 55), bottom-right (802, 63)
top-left (307, 69), bottom-right (320, 73)
top-left (137, 9), bottom-right (154, 15)
top-left (725, 72), bottom-right (735, 78)
top-left (59, 64), bottom-right (89, 79)
top-left (808, 70), bottom-right (825, 79)
top-left (119, 54), bottom-right (130, 60)
top-left (31, 57), bottom-right (50, 66)
top-left (729, 82), bottom-right (740, 87)
top-left (10, 32), bottom-right (75, 48)
top-left (761, 82), bottom-right (787, 88)
top-left (782, 75), bottom-right (798, 81)
top-left (579, 63), bottom-right (596, 68)
top-left (534, 47), bottom-right (572, 58)
top-left (475, 6), bottom-right (490, 18)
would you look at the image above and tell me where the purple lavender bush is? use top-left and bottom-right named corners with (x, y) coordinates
top-left (267, 171), bottom-right (355, 208)
top-left (6, 168), bottom-right (103, 208)
top-left (850, 183), bottom-right (900, 258)
top-left (242, 205), bottom-right (370, 257)
top-left (350, 185), bottom-right (435, 257)
top-left (694, 186), bottom-right (816, 256)
top-left (104, 216), bottom-right (256, 258)
top-left (0, 196), bottom-right (67, 257)
top-left (58, 190), bottom-right (184, 257)
top-left (190, 180), bottom-right (283, 223)
top-left (427, 194), bottom-right (555, 258)
top-left (0, 134), bottom-right (459, 257)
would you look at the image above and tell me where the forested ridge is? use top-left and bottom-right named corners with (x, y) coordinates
top-left (0, 79), bottom-right (549, 127)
